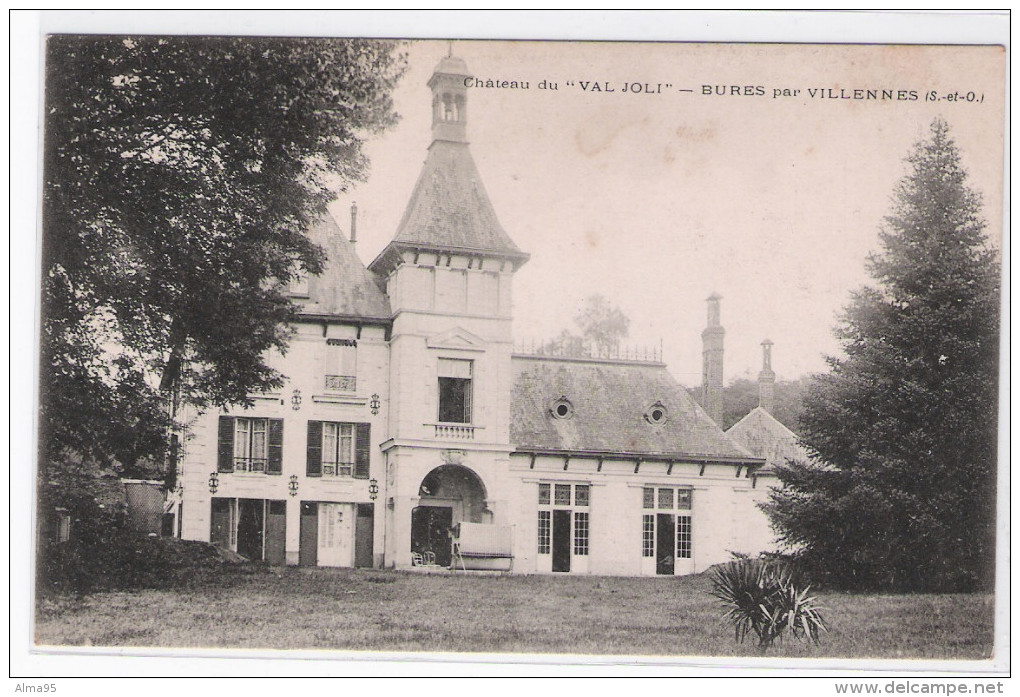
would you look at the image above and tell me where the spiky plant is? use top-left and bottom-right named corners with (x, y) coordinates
top-left (709, 559), bottom-right (827, 650)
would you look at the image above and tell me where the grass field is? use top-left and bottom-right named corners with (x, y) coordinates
top-left (34, 566), bottom-right (995, 659)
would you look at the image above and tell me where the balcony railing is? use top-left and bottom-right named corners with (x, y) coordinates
top-left (325, 375), bottom-right (357, 392)
top-left (233, 457), bottom-right (268, 473)
top-left (432, 423), bottom-right (477, 440)
top-left (322, 462), bottom-right (354, 477)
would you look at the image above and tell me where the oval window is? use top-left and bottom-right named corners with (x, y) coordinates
top-left (550, 397), bottom-right (574, 420)
top-left (645, 402), bottom-right (668, 425)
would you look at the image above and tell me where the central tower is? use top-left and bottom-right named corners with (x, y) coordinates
top-left (369, 53), bottom-right (529, 568)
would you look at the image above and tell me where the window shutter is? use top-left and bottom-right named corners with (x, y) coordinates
top-left (210, 498), bottom-right (232, 549)
top-left (354, 423), bottom-right (371, 479)
top-left (306, 420), bottom-right (323, 477)
top-left (217, 417), bottom-right (234, 473)
top-left (267, 419), bottom-right (284, 474)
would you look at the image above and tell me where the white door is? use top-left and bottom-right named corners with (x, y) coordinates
top-left (318, 503), bottom-right (355, 567)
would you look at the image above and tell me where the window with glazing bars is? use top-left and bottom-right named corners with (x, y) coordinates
top-left (573, 511), bottom-right (589, 556)
top-left (322, 422), bottom-right (355, 476)
top-left (642, 514), bottom-right (655, 557)
top-left (537, 510), bottom-right (551, 554)
top-left (642, 487), bottom-right (654, 509)
top-left (234, 418), bottom-right (267, 472)
top-left (677, 515), bottom-right (692, 558)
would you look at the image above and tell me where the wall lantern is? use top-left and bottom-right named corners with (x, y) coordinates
top-left (208, 472), bottom-right (219, 494)
top-left (368, 478), bottom-right (379, 501)
top-left (370, 393), bottom-right (381, 415)
top-left (288, 475), bottom-right (299, 497)
top-left (291, 389), bottom-right (303, 411)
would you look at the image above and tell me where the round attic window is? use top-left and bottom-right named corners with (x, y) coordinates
top-left (645, 402), bottom-right (668, 425)
top-left (550, 397), bottom-right (574, 420)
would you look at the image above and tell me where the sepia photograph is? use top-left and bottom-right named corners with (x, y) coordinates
top-left (13, 10), bottom-right (1008, 680)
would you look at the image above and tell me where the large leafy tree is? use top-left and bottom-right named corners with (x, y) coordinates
top-left (40, 36), bottom-right (405, 478)
top-left (721, 375), bottom-right (810, 431)
top-left (538, 294), bottom-right (631, 357)
top-left (763, 119), bottom-right (1000, 592)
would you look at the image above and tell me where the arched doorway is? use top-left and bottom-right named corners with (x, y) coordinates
top-left (411, 465), bottom-right (487, 567)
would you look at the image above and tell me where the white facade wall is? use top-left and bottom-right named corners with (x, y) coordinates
top-left (175, 253), bottom-right (773, 575)
top-left (177, 322), bottom-right (390, 567)
top-left (504, 454), bottom-right (768, 576)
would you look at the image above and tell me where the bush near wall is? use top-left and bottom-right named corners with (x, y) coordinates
top-left (39, 533), bottom-right (247, 595)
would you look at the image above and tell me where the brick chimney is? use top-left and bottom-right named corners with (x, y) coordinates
top-left (350, 202), bottom-right (358, 248)
top-left (701, 293), bottom-right (725, 426)
top-left (758, 338), bottom-right (776, 413)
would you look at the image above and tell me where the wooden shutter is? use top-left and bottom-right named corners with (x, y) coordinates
top-left (267, 419), bottom-right (284, 474)
top-left (354, 423), bottom-right (371, 479)
top-left (217, 416), bottom-right (234, 473)
top-left (306, 420), bottom-right (323, 477)
top-left (210, 498), bottom-right (231, 548)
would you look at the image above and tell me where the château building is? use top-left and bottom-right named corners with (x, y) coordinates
top-left (171, 54), bottom-right (780, 575)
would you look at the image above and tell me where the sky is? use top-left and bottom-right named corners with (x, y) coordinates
top-left (327, 39), bottom-right (1005, 386)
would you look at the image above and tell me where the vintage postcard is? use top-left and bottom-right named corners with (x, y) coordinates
top-left (14, 11), bottom-right (1008, 681)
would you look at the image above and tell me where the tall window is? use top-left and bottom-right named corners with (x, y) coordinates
top-left (573, 511), bottom-right (589, 556)
top-left (537, 482), bottom-right (591, 557)
top-left (642, 486), bottom-right (693, 560)
top-left (438, 358), bottom-right (472, 423)
top-left (677, 514), bottom-right (692, 559)
top-left (322, 422), bottom-right (355, 476)
top-left (217, 416), bottom-right (283, 474)
top-left (537, 510), bottom-right (551, 554)
top-left (642, 515), bottom-right (655, 557)
top-left (234, 418), bottom-right (267, 472)
top-left (306, 421), bottom-right (372, 479)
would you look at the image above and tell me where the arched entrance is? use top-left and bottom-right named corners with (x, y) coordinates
top-left (411, 465), bottom-right (487, 567)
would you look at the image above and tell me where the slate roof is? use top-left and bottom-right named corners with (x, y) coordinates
top-left (725, 406), bottom-right (810, 474)
top-left (298, 215), bottom-right (391, 322)
top-left (369, 140), bottom-right (529, 274)
top-left (510, 355), bottom-right (757, 462)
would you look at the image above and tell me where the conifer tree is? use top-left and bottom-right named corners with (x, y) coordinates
top-left (763, 119), bottom-right (1000, 591)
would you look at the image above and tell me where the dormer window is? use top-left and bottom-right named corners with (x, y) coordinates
top-left (288, 259), bottom-right (309, 297)
top-left (550, 397), bottom-right (574, 420)
top-left (645, 402), bottom-right (669, 425)
top-left (325, 338), bottom-right (357, 393)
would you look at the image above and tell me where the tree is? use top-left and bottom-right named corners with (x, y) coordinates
top-left (721, 375), bottom-right (810, 431)
top-left (40, 36), bottom-right (405, 479)
top-left (538, 294), bottom-right (630, 357)
top-left (763, 119), bottom-right (1000, 592)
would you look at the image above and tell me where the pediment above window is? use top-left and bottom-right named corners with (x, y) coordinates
top-left (426, 327), bottom-right (486, 352)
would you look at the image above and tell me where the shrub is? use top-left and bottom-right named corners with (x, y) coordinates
top-left (39, 533), bottom-right (244, 595)
top-left (709, 558), bottom-right (827, 650)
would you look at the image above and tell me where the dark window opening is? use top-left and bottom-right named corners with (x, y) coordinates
top-left (438, 377), bottom-right (472, 423)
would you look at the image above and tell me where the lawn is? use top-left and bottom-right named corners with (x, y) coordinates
top-left (34, 566), bottom-right (995, 659)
